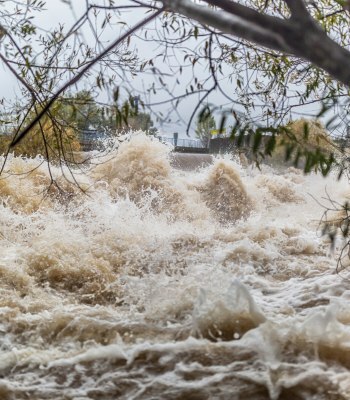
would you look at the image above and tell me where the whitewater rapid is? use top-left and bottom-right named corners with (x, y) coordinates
top-left (0, 134), bottom-right (349, 399)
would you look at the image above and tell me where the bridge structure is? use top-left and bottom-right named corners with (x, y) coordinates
top-left (157, 136), bottom-right (209, 154)
top-left (79, 130), bottom-right (210, 154)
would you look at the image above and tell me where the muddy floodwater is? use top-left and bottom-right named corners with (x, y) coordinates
top-left (1, 134), bottom-right (350, 400)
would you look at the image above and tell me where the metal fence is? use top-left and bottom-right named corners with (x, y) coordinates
top-left (158, 136), bottom-right (207, 148)
top-left (78, 131), bottom-right (209, 151)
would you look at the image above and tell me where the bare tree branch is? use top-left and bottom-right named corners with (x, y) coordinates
top-left (283, 0), bottom-right (310, 20)
top-left (163, 0), bottom-right (291, 53)
top-left (162, 0), bottom-right (350, 87)
top-left (10, 6), bottom-right (163, 147)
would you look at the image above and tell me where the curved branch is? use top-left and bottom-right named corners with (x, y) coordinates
top-left (162, 0), bottom-right (350, 87)
top-left (11, 7), bottom-right (164, 147)
top-left (283, 0), bottom-right (310, 20)
top-left (163, 0), bottom-right (291, 53)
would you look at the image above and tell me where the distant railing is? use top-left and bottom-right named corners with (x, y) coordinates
top-left (78, 131), bottom-right (209, 152)
top-left (158, 136), bottom-right (207, 149)
top-left (79, 129), bottom-right (110, 151)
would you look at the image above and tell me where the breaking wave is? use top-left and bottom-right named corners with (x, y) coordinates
top-left (0, 133), bottom-right (349, 400)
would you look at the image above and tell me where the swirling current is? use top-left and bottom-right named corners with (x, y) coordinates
top-left (0, 134), bottom-right (349, 400)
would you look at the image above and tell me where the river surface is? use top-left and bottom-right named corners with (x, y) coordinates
top-left (0, 134), bottom-right (350, 399)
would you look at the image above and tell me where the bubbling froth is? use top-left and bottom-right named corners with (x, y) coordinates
top-left (198, 160), bottom-right (253, 223)
top-left (0, 133), bottom-right (348, 399)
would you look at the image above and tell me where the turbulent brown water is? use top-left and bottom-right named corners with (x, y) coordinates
top-left (0, 134), bottom-right (350, 400)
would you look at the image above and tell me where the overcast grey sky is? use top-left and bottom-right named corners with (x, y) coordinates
top-left (0, 0), bottom-right (325, 138)
top-left (0, 0), bottom-right (232, 137)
